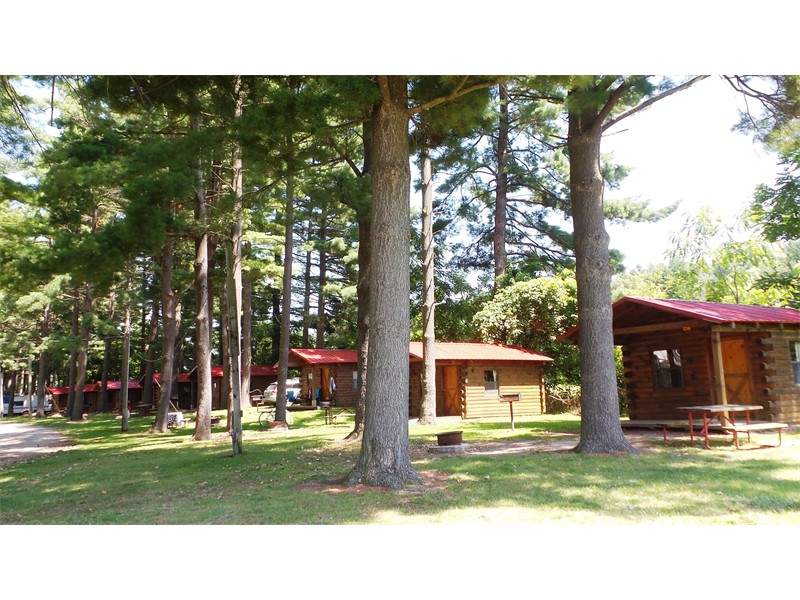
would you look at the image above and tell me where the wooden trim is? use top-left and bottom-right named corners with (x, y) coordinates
top-left (711, 331), bottom-right (728, 406)
top-left (613, 320), bottom-right (701, 337)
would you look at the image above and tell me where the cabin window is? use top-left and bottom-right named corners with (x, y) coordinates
top-left (484, 370), bottom-right (498, 396)
top-left (352, 370), bottom-right (358, 390)
top-left (791, 342), bottom-right (800, 384)
top-left (651, 349), bottom-right (684, 389)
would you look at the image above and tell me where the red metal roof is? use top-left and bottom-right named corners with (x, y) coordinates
top-left (559, 296), bottom-right (800, 341)
top-left (288, 349), bottom-right (359, 365)
top-left (287, 343), bottom-right (552, 365)
top-left (618, 297), bottom-right (800, 324)
top-left (104, 380), bottom-right (142, 390)
top-left (250, 365), bottom-right (278, 376)
top-left (410, 342), bottom-right (553, 362)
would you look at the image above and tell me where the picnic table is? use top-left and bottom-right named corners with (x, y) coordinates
top-left (677, 404), bottom-right (788, 449)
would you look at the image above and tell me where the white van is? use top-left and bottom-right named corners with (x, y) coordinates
top-left (1, 394), bottom-right (54, 416)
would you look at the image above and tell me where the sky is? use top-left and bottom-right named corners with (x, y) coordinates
top-left (602, 76), bottom-right (783, 270)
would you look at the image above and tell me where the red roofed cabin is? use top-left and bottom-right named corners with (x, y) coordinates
top-left (287, 342), bottom-right (553, 419)
top-left (560, 297), bottom-right (800, 424)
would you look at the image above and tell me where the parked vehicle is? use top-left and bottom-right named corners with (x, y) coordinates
top-left (2, 393), bottom-right (53, 416)
top-left (265, 378), bottom-right (301, 403)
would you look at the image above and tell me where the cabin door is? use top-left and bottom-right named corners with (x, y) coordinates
top-left (721, 337), bottom-right (753, 405)
top-left (442, 366), bottom-right (460, 417)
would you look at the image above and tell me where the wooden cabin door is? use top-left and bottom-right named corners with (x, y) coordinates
top-left (442, 366), bottom-right (460, 416)
top-left (721, 337), bottom-right (753, 405)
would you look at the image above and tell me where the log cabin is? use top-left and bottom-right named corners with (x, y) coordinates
top-left (286, 342), bottom-right (553, 419)
top-left (560, 297), bottom-right (800, 424)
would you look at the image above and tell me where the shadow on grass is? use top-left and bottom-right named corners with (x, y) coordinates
top-left (2, 413), bottom-right (798, 524)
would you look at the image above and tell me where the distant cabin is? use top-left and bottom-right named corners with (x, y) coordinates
top-left (560, 296), bottom-right (800, 424)
top-left (287, 342), bottom-right (553, 420)
top-left (47, 381), bottom-right (142, 413)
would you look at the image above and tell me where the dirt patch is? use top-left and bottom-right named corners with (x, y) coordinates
top-left (0, 420), bottom-right (73, 468)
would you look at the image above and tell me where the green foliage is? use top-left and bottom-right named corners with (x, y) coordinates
top-left (472, 271), bottom-right (580, 387)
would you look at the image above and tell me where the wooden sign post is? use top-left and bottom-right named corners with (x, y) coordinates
top-left (499, 393), bottom-right (521, 430)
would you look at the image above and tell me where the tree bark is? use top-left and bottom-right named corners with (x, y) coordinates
top-left (276, 175), bottom-right (294, 424)
top-left (494, 82), bottom-right (509, 290)
top-left (120, 274), bottom-right (132, 433)
top-left (345, 120), bottom-right (373, 443)
top-left (98, 289), bottom-right (115, 413)
top-left (193, 112), bottom-right (213, 441)
top-left (567, 91), bottom-right (635, 454)
top-left (71, 284), bottom-right (93, 421)
top-left (348, 76), bottom-right (421, 488)
top-left (35, 302), bottom-right (51, 418)
top-left (419, 145), bottom-right (437, 425)
top-left (153, 242), bottom-right (182, 433)
top-left (65, 290), bottom-right (79, 418)
top-left (228, 74), bottom-right (245, 443)
top-left (315, 219), bottom-right (327, 349)
top-left (302, 220), bottom-right (313, 348)
top-left (141, 294), bottom-right (159, 409)
top-left (241, 267), bottom-right (253, 403)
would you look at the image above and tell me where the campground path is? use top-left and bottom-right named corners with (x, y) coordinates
top-left (0, 420), bottom-right (72, 468)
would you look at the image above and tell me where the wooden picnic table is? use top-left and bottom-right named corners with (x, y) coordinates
top-left (677, 404), bottom-right (788, 449)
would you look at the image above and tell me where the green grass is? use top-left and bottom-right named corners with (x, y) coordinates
top-left (2, 408), bottom-right (800, 525)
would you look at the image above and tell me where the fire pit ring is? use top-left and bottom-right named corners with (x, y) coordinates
top-left (436, 431), bottom-right (463, 446)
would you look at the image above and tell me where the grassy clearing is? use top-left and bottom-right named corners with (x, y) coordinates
top-left (1, 408), bottom-right (799, 525)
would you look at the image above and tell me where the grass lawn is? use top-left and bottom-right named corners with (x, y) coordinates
top-left (2, 407), bottom-right (799, 526)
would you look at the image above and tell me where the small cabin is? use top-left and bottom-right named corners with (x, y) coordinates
top-left (287, 342), bottom-right (553, 419)
top-left (561, 297), bottom-right (800, 424)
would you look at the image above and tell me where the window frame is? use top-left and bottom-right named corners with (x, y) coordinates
top-left (651, 349), bottom-right (684, 390)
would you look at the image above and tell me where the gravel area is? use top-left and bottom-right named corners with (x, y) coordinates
top-left (0, 419), bottom-right (72, 468)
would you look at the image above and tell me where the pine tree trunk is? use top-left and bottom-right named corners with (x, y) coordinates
top-left (348, 76), bottom-right (421, 488)
top-left (36, 303), bottom-right (51, 418)
top-left (120, 274), bottom-right (132, 433)
top-left (276, 175), bottom-right (295, 424)
top-left (193, 113), bottom-right (213, 441)
top-left (567, 98), bottom-right (635, 455)
top-left (66, 291), bottom-right (79, 418)
top-left (154, 242), bottom-right (182, 433)
top-left (345, 119), bottom-right (373, 442)
top-left (71, 284), bottom-right (93, 421)
top-left (494, 83), bottom-right (509, 290)
top-left (419, 146), bottom-right (437, 425)
top-left (241, 268), bottom-right (253, 404)
top-left (99, 290), bottom-right (115, 413)
top-left (315, 220), bottom-right (327, 349)
top-left (228, 74), bottom-right (245, 443)
top-left (141, 295), bottom-right (159, 409)
top-left (302, 221), bottom-right (313, 348)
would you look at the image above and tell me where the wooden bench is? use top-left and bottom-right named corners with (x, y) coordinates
top-left (720, 421), bottom-right (789, 448)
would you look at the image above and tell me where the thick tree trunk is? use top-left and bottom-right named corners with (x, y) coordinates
top-left (276, 175), bottom-right (295, 424)
top-left (567, 99), bottom-right (635, 454)
top-left (193, 114), bottom-right (213, 441)
top-left (228, 74), bottom-right (245, 445)
top-left (348, 76), bottom-right (421, 488)
top-left (419, 146), bottom-right (437, 425)
top-left (71, 284), bottom-right (93, 421)
top-left (494, 82), bottom-right (509, 290)
top-left (154, 242), bottom-right (182, 433)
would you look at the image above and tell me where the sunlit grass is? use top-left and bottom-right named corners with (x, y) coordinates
top-left (1, 408), bottom-right (799, 525)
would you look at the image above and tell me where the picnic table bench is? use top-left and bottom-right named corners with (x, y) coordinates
top-left (720, 421), bottom-right (789, 448)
